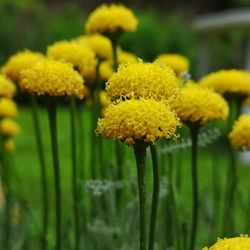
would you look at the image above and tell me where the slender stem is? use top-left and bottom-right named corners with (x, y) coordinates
top-left (70, 97), bottom-right (80, 250)
top-left (134, 142), bottom-right (147, 250)
top-left (189, 126), bottom-right (199, 250)
top-left (148, 144), bottom-right (159, 250)
top-left (0, 133), bottom-right (11, 250)
top-left (30, 96), bottom-right (48, 250)
top-left (111, 38), bottom-right (118, 72)
top-left (47, 101), bottom-right (61, 250)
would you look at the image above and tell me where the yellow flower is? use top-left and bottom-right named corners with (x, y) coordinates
top-left (85, 4), bottom-right (138, 35)
top-left (73, 34), bottom-right (112, 60)
top-left (2, 50), bottom-right (45, 82)
top-left (117, 49), bottom-right (138, 64)
top-left (106, 60), bottom-right (180, 102)
top-left (20, 59), bottom-right (85, 99)
top-left (100, 90), bottom-right (110, 107)
top-left (171, 84), bottom-right (229, 125)
top-left (229, 114), bottom-right (250, 150)
top-left (96, 99), bottom-right (181, 145)
top-left (5, 139), bottom-right (15, 152)
top-left (99, 61), bottom-right (113, 81)
top-left (47, 40), bottom-right (97, 80)
top-left (0, 98), bottom-right (18, 117)
top-left (199, 69), bottom-right (250, 96)
top-left (202, 235), bottom-right (250, 250)
top-left (0, 118), bottom-right (21, 136)
top-left (0, 75), bottom-right (16, 98)
top-left (156, 54), bottom-right (190, 75)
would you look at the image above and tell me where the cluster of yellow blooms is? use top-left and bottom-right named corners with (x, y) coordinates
top-left (0, 75), bottom-right (20, 152)
top-left (172, 84), bottom-right (229, 125)
top-left (203, 235), bottom-right (250, 249)
top-left (229, 114), bottom-right (250, 151)
top-left (156, 54), bottom-right (190, 76)
top-left (85, 4), bottom-right (138, 35)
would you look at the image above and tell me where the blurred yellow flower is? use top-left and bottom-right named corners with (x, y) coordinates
top-left (99, 61), bottom-right (113, 81)
top-left (96, 99), bottom-right (181, 145)
top-left (2, 50), bottom-right (45, 82)
top-left (0, 118), bottom-right (21, 136)
top-left (20, 59), bottom-right (85, 99)
top-left (74, 34), bottom-right (112, 60)
top-left (230, 114), bottom-right (250, 150)
top-left (85, 4), bottom-right (138, 35)
top-left (202, 235), bottom-right (250, 250)
top-left (117, 49), bottom-right (137, 64)
top-left (156, 54), bottom-right (190, 75)
top-left (199, 69), bottom-right (250, 96)
top-left (47, 40), bottom-right (97, 80)
top-left (100, 90), bottom-right (110, 107)
top-left (106, 60), bottom-right (180, 102)
top-left (5, 139), bottom-right (15, 152)
top-left (0, 98), bottom-right (18, 117)
top-left (0, 75), bottom-right (16, 98)
top-left (172, 84), bottom-right (229, 125)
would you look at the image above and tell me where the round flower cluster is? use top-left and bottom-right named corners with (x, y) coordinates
top-left (202, 235), bottom-right (250, 250)
top-left (156, 54), bottom-right (190, 75)
top-left (199, 69), bottom-right (250, 96)
top-left (229, 114), bottom-right (250, 150)
top-left (74, 34), bottom-right (112, 60)
top-left (85, 4), bottom-right (138, 35)
top-left (106, 61), bottom-right (180, 102)
top-left (20, 59), bottom-right (85, 99)
top-left (97, 99), bottom-right (181, 145)
top-left (0, 118), bottom-right (21, 136)
top-left (0, 75), bottom-right (16, 98)
top-left (0, 98), bottom-right (18, 117)
top-left (47, 40), bottom-right (97, 80)
top-left (2, 50), bottom-right (45, 81)
top-left (171, 84), bottom-right (229, 125)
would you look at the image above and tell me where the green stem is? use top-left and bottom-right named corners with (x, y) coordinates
top-left (70, 97), bottom-right (80, 250)
top-left (134, 142), bottom-right (147, 250)
top-left (30, 96), bottom-right (48, 250)
top-left (47, 101), bottom-right (61, 250)
top-left (148, 145), bottom-right (159, 250)
top-left (189, 126), bottom-right (199, 250)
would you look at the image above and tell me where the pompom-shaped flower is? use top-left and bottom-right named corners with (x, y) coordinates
top-left (85, 4), bottom-right (138, 35)
top-left (0, 118), bottom-right (21, 136)
top-left (74, 34), bottom-right (112, 60)
top-left (96, 99), bottom-right (181, 145)
top-left (0, 98), bottom-right (18, 117)
top-left (229, 114), bottom-right (250, 150)
top-left (0, 75), bottom-right (16, 98)
top-left (117, 49), bottom-right (138, 64)
top-left (106, 61), bottom-right (180, 102)
top-left (202, 235), bottom-right (250, 250)
top-left (156, 54), bottom-right (190, 75)
top-left (172, 84), bottom-right (229, 125)
top-left (2, 50), bottom-right (45, 82)
top-left (47, 40), bottom-right (97, 80)
top-left (199, 69), bottom-right (250, 96)
top-left (20, 59), bottom-right (85, 99)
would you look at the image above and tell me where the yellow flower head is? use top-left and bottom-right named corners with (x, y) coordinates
top-left (0, 75), bottom-right (16, 98)
top-left (5, 139), bottom-right (15, 152)
top-left (172, 84), bottom-right (229, 125)
top-left (199, 69), bottom-right (250, 96)
top-left (202, 235), bottom-right (250, 250)
top-left (96, 99), bottom-right (181, 145)
top-left (74, 34), bottom-right (112, 60)
top-left (230, 114), bottom-right (250, 150)
top-left (100, 90), bottom-right (111, 108)
top-left (0, 118), bottom-right (21, 136)
top-left (106, 60), bottom-right (180, 102)
top-left (85, 4), bottom-right (138, 35)
top-left (20, 59), bottom-right (85, 99)
top-left (47, 40), bottom-right (97, 80)
top-left (2, 50), bottom-right (45, 82)
top-left (117, 49), bottom-right (138, 64)
top-left (0, 98), bottom-right (18, 117)
top-left (156, 54), bottom-right (190, 75)
top-left (99, 61), bottom-right (113, 81)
